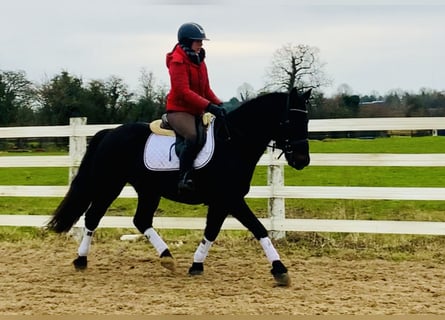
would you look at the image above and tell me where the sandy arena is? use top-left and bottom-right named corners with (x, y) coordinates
top-left (1, 235), bottom-right (444, 315)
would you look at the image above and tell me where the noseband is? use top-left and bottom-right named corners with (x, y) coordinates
top-left (272, 95), bottom-right (309, 159)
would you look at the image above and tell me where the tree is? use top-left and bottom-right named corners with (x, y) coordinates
top-left (404, 93), bottom-right (427, 117)
top-left (103, 76), bottom-right (134, 123)
top-left (36, 71), bottom-right (86, 125)
top-left (264, 43), bottom-right (331, 93)
top-left (342, 94), bottom-right (360, 117)
top-left (336, 83), bottom-right (353, 96)
top-left (128, 69), bottom-right (167, 122)
top-left (83, 79), bottom-right (109, 123)
top-left (0, 70), bottom-right (36, 126)
top-left (236, 82), bottom-right (256, 102)
top-left (83, 76), bottom-right (137, 123)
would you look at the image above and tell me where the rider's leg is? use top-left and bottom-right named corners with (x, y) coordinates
top-left (178, 139), bottom-right (198, 192)
top-left (166, 112), bottom-right (199, 192)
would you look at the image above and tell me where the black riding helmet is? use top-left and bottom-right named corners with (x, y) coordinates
top-left (177, 22), bottom-right (209, 43)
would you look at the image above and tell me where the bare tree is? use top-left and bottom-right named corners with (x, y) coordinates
top-left (236, 82), bottom-right (256, 102)
top-left (139, 68), bottom-right (157, 101)
top-left (264, 43), bottom-right (331, 93)
top-left (336, 83), bottom-right (353, 96)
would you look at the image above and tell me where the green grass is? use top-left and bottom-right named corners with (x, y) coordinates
top-left (309, 136), bottom-right (445, 153)
top-left (285, 166), bottom-right (445, 187)
top-left (0, 151), bottom-right (67, 156)
top-left (0, 167), bottom-right (70, 185)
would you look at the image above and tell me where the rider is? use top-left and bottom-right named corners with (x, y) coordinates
top-left (166, 22), bottom-right (225, 193)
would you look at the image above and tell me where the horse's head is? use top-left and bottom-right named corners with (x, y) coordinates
top-left (274, 88), bottom-right (311, 170)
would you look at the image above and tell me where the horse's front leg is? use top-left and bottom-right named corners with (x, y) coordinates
top-left (133, 192), bottom-right (176, 272)
top-left (188, 204), bottom-right (227, 275)
top-left (231, 198), bottom-right (290, 287)
top-left (143, 227), bottom-right (175, 271)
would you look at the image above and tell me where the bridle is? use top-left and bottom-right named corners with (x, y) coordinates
top-left (271, 93), bottom-right (309, 159)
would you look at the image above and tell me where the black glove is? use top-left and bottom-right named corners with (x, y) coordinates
top-left (206, 103), bottom-right (226, 118)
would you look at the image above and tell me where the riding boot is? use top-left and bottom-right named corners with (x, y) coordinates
top-left (178, 142), bottom-right (197, 193)
top-left (178, 170), bottom-right (194, 193)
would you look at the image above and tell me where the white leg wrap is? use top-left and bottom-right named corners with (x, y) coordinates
top-left (78, 227), bottom-right (94, 257)
top-left (260, 237), bottom-right (280, 263)
top-left (144, 227), bottom-right (168, 255)
top-left (193, 237), bottom-right (213, 263)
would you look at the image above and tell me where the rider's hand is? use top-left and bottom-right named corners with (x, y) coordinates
top-left (206, 103), bottom-right (226, 118)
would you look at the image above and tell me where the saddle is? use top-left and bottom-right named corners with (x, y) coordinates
top-left (144, 113), bottom-right (216, 171)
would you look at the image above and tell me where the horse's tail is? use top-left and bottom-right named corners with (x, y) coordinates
top-left (46, 129), bottom-right (111, 233)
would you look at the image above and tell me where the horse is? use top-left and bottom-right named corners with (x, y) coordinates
top-left (46, 87), bottom-right (311, 287)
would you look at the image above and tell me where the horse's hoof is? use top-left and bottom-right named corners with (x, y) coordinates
top-left (73, 256), bottom-right (88, 270)
top-left (273, 272), bottom-right (291, 287)
top-left (160, 256), bottom-right (177, 272)
top-left (271, 260), bottom-right (290, 287)
top-left (188, 262), bottom-right (204, 276)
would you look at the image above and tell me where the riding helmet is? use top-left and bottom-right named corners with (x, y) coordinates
top-left (177, 22), bottom-right (209, 42)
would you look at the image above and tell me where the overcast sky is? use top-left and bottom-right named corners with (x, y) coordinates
top-left (2, 0), bottom-right (445, 100)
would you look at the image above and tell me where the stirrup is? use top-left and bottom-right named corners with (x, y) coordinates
top-left (178, 178), bottom-right (195, 193)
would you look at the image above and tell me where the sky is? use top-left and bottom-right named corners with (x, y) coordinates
top-left (1, 0), bottom-right (445, 101)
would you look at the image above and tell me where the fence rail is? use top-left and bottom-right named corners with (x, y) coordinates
top-left (1, 117), bottom-right (445, 236)
top-left (2, 153), bottom-right (445, 168)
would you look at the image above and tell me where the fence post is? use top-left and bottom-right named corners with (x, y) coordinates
top-left (69, 117), bottom-right (87, 183)
top-left (267, 147), bottom-right (286, 239)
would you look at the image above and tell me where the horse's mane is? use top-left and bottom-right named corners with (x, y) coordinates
top-left (227, 91), bottom-right (286, 118)
top-left (217, 91), bottom-right (288, 146)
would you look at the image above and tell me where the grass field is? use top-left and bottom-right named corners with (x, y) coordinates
top-left (1, 136), bottom-right (444, 260)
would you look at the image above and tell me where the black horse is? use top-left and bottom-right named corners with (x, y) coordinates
top-left (47, 87), bottom-right (311, 287)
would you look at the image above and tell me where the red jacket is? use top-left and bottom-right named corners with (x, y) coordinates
top-left (166, 45), bottom-right (222, 115)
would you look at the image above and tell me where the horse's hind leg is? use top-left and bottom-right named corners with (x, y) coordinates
top-left (133, 192), bottom-right (176, 272)
top-left (73, 182), bottom-right (125, 270)
top-left (73, 228), bottom-right (92, 270)
top-left (231, 199), bottom-right (290, 287)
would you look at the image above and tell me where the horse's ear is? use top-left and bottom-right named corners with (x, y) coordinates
top-left (290, 87), bottom-right (311, 99)
top-left (289, 87), bottom-right (299, 102)
top-left (303, 88), bottom-right (312, 100)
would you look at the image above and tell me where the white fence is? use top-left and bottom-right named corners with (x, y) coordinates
top-left (1, 117), bottom-right (445, 236)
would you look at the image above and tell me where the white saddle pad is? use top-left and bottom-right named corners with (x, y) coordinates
top-left (144, 120), bottom-right (215, 171)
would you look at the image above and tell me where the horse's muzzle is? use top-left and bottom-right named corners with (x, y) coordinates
top-left (287, 154), bottom-right (310, 170)
top-left (285, 141), bottom-right (310, 170)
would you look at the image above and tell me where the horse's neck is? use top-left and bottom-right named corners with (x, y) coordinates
top-left (223, 96), bottom-right (283, 160)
